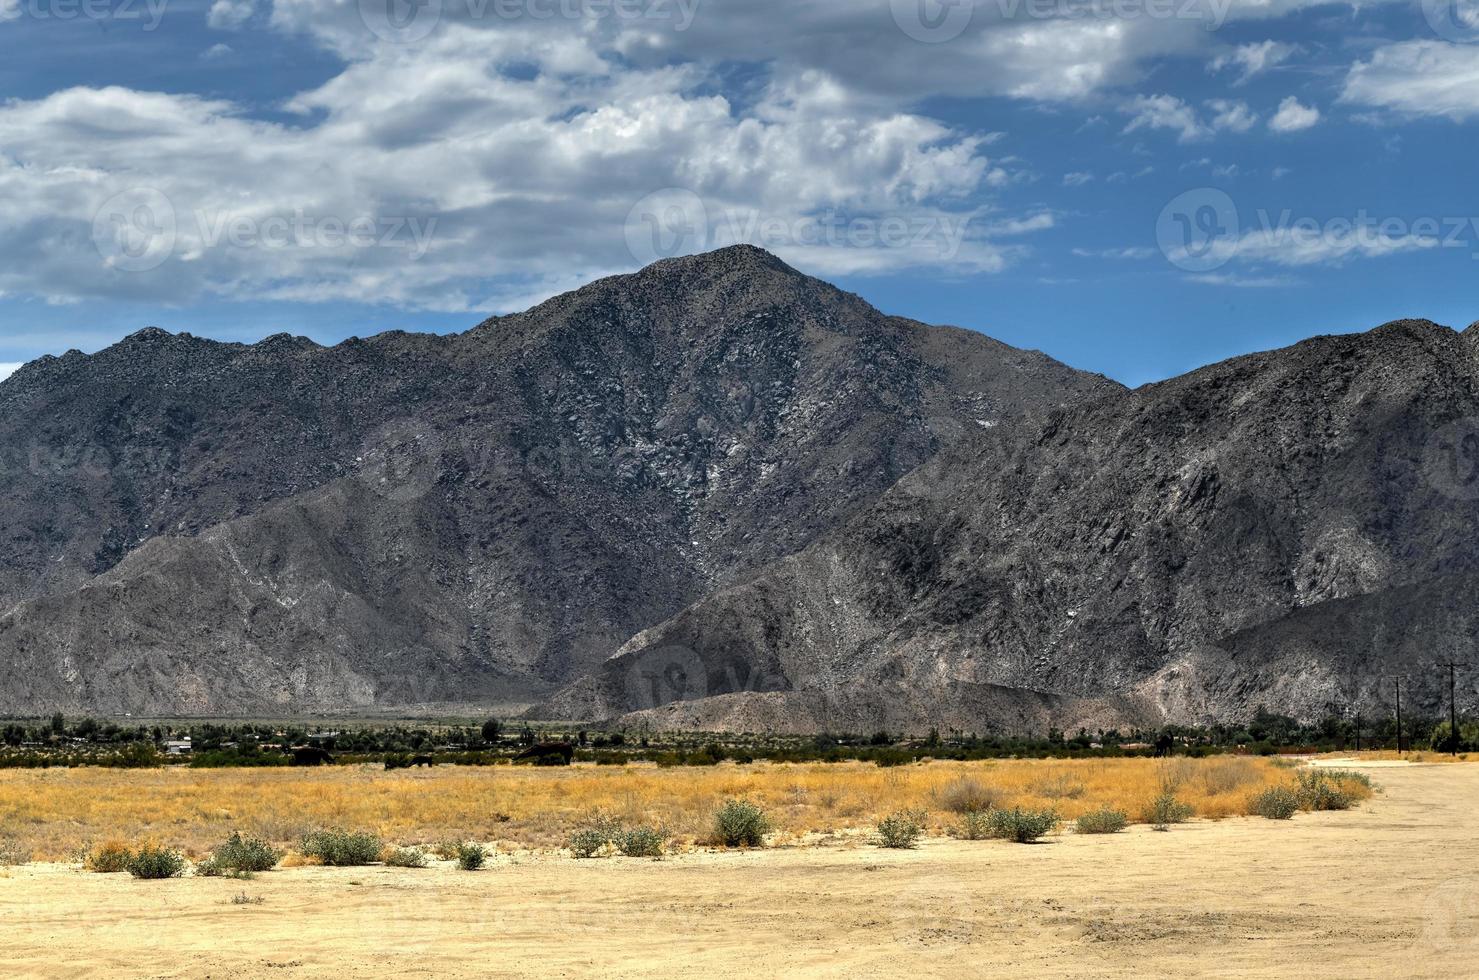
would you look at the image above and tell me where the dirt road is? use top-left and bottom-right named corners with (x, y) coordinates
top-left (1, 760), bottom-right (1475, 978)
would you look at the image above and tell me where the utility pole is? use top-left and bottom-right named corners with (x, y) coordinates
top-left (1394, 676), bottom-right (1404, 755)
top-left (1439, 662), bottom-right (1469, 757)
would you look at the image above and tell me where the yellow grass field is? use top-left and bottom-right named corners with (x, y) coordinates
top-left (0, 755), bottom-right (1363, 861)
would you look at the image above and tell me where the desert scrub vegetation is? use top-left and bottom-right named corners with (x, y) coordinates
top-left (1250, 787), bottom-right (1300, 820)
top-left (126, 844), bottom-right (186, 879)
top-left (1296, 770), bottom-right (1372, 811)
top-left (0, 836), bottom-right (30, 866)
top-left (713, 798), bottom-right (770, 848)
top-left (197, 833), bottom-right (281, 877)
top-left (875, 809), bottom-right (927, 849)
top-left (383, 846), bottom-right (429, 868)
top-left (616, 826), bottom-right (665, 858)
top-left (0, 756), bottom-right (1330, 859)
top-left (984, 807), bottom-right (1059, 843)
top-left (954, 810), bottom-right (993, 840)
top-left (455, 843), bottom-right (488, 871)
top-left (1143, 791), bottom-right (1195, 830)
top-left (86, 840), bottom-right (134, 873)
top-left (1075, 808), bottom-right (1128, 834)
top-left (300, 830), bottom-right (384, 867)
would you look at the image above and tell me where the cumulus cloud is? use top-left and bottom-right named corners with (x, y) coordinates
top-left (1122, 95), bottom-right (1257, 141)
top-left (1207, 99), bottom-right (1258, 133)
top-left (207, 0), bottom-right (255, 30)
top-left (1269, 96), bottom-right (1321, 132)
top-left (0, 363), bottom-right (20, 382)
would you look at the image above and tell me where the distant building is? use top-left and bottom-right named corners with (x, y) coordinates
top-left (163, 738), bottom-right (193, 756)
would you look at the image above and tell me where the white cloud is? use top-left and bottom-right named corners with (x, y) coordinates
top-left (207, 0), bottom-right (255, 30)
top-left (1123, 94), bottom-right (1208, 142)
top-left (1072, 246), bottom-right (1156, 259)
top-left (1207, 99), bottom-right (1258, 133)
top-left (1269, 97), bottom-right (1321, 132)
top-left (1186, 272), bottom-right (1298, 287)
top-left (1209, 41), bottom-right (1299, 84)
top-left (0, 362), bottom-right (20, 382)
top-left (1342, 41), bottom-right (1479, 120)
top-left (1062, 172), bottom-right (1095, 186)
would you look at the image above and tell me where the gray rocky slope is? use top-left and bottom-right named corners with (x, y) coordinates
top-left (0, 246), bottom-right (1115, 715)
top-left (538, 319), bottom-right (1479, 732)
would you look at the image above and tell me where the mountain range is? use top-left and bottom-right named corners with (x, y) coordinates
top-left (2, 246), bottom-right (1474, 730)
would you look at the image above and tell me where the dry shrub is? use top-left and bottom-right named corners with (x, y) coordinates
top-left (933, 776), bottom-right (1000, 814)
top-left (0, 755), bottom-right (1311, 857)
top-left (86, 840), bottom-right (133, 873)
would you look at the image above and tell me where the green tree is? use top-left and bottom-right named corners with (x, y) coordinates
top-left (480, 718), bottom-right (501, 742)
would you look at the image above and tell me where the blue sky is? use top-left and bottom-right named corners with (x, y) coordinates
top-left (1, 0), bottom-right (1477, 387)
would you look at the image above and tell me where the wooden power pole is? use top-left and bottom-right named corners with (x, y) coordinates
top-left (1439, 662), bottom-right (1469, 757)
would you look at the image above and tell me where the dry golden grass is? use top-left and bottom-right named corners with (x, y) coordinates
top-left (0, 755), bottom-right (1342, 862)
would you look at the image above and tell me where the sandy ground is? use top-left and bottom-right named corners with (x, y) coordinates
top-left (1, 760), bottom-right (1476, 979)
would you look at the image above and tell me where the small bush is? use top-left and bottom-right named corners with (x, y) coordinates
top-left (876, 809), bottom-right (927, 849)
top-left (455, 843), bottom-right (487, 871)
top-left (0, 837), bottom-right (31, 866)
top-left (1250, 787), bottom-right (1299, 820)
top-left (199, 833), bottom-right (280, 875)
top-left (714, 798), bottom-right (770, 848)
top-left (1296, 771), bottom-right (1355, 811)
top-left (127, 845), bottom-right (186, 879)
top-left (300, 829), bottom-right (384, 867)
top-left (383, 847), bottom-right (429, 868)
top-left (955, 810), bottom-right (992, 840)
top-left (1143, 792), bottom-right (1194, 830)
top-left (616, 826), bottom-right (665, 858)
top-left (1035, 775), bottom-right (1086, 800)
top-left (934, 776), bottom-right (999, 814)
top-left (986, 807), bottom-right (1059, 843)
top-left (1075, 808), bottom-right (1128, 834)
top-left (86, 840), bottom-right (134, 873)
top-left (568, 814), bottom-right (620, 859)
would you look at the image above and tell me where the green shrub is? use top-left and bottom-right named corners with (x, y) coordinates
top-left (876, 809), bottom-right (927, 849)
top-left (1249, 786), bottom-right (1299, 820)
top-left (383, 847), bottom-right (429, 868)
top-left (955, 810), bottom-right (992, 840)
top-left (986, 807), bottom-right (1059, 843)
top-left (713, 798), bottom-right (770, 848)
top-left (1295, 771), bottom-right (1355, 811)
top-left (300, 829), bottom-right (384, 866)
top-left (198, 833), bottom-right (280, 876)
top-left (1143, 792), bottom-right (1194, 830)
top-left (86, 841), bottom-right (134, 873)
top-left (127, 845), bottom-right (186, 879)
top-left (1075, 808), bottom-right (1128, 834)
top-left (455, 843), bottom-right (487, 871)
top-left (616, 826), bottom-right (665, 858)
top-left (568, 815), bottom-right (620, 859)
